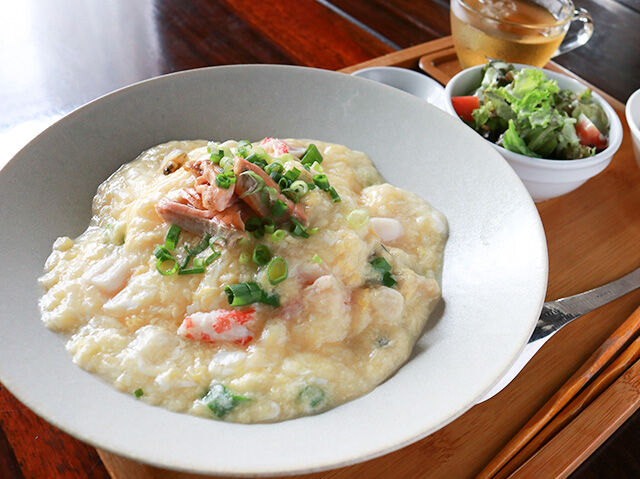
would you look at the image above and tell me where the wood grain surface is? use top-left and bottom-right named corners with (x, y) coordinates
top-left (482, 307), bottom-right (640, 478)
top-left (1, 1), bottom-right (639, 478)
top-left (509, 357), bottom-right (640, 478)
top-left (499, 325), bottom-right (640, 478)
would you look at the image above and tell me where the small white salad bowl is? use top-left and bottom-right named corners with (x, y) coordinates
top-left (445, 64), bottom-right (623, 202)
top-left (625, 88), bottom-right (640, 167)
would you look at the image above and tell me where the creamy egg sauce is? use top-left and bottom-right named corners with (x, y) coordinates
top-left (39, 138), bottom-right (447, 423)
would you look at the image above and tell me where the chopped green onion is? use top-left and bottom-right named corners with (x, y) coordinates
top-left (245, 217), bottom-right (263, 232)
top-left (203, 384), bottom-right (250, 418)
top-left (264, 161), bottom-right (284, 175)
top-left (239, 170), bottom-right (265, 198)
top-left (310, 160), bottom-right (323, 172)
top-left (381, 272), bottom-right (396, 287)
top-left (221, 145), bottom-right (233, 158)
top-left (271, 199), bottom-right (288, 217)
top-left (279, 153), bottom-right (295, 163)
top-left (153, 245), bottom-right (173, 261)
top-left (328, 187), bottom-right (341, 203)
top-left (370, 257), bottom-right (396, 287)
top-left (262, 186), bottom-right (279, 205)
top-left (252, 244), bottom-right (272, 266)
top-left (210, 149), bottom-right (224, 164)
top-left (186, 233), bottom-right (211, 256)
top-left (307, 181), bottom-right (316, 190)
top-left (313, 174), bottom-right (330, 191)
top-left (219, 156), bottom-right (235, 171)
top-left (154, 243), bottom-right (179, 275)
top-left (346, 209), bottom-right (369, 229)
top-left (284, 168), bottom-right (301, 183)
top-left (370, 257), bottom-right (392, 272)
top-left (301, 144), bottom-right (323, 169)
top-left (290, 180), bottom-right (309, 197)
top-left (245, 152), bottom-right (268, 169)
top-left (156, 257), bottom-right (179, 276)
top-left (267, 256), bottom-right (288, 284)
top-left (180, 249), bottom-right (193, 269)
top-left (280, 188), bottom-right (299, 203)
top-left (225, 282), bottom-right (279, 307)
top-left (237, 237), bottom-right (250, 247)
top-left (290, 218), bottom-right (309, 238)
top-left (134, 388), bottom-right (144, 398)
top-left (277, 177), bottom-right (289, 190)
top-left (297, 384), bottom-right (325, 409)
top-left (164, 225), bottom-right (181, 250)
top-left (253, 146), bottom-right (270, 163)
top-left (308, 227), bottom-right (319, 235)
top-left (262, 218), bottom-right (275, 234)
top-left (205, 250), bottom-right (221, 265)
top-left (179, 257), bottom-right (206, 275)
top-left (269, 171), bottom-right (282, 183)
top-left (215, 170), bottom-right (236, 189)
top-left (271, 229), bottom-right (286, 242)
top-left (312, 254), bottom-right (323, 264)
top-left (239, 252), bottom-right (250, 265)
top-left (237, 140), bottom-right (251, 148)
top-left (245, 216), bottom-right (267, 240)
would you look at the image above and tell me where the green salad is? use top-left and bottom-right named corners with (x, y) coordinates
top-left (451, 61), bottom-right (609, 160)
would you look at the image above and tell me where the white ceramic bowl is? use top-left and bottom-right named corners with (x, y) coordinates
top-left (351, 66), bottom-right (447, 111)
top-left (0, 65), bottom-right (547, 476)
top-left (444, 64), bottom-right (623, 202)
top-left (625, 88), bottom-right (640, 167)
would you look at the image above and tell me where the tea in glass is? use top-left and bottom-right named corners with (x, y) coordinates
top-left (451, 0), bottom-right (592, 68)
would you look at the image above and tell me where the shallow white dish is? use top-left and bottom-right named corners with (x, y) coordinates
top-left (0, 65), bottom-right (547, 476)
top-left (444, 64), bottom-right (623, 202)
top-left (625, 88), bottom-right (640, 167)
top-left (351, 66), bottom-right (447, 111)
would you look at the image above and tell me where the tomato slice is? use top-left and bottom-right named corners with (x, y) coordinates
top-left (575, 113), bottom-right (608, 150)
top-left (451, 96), bottom-right (480, 123)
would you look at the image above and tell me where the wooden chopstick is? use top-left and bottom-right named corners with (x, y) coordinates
top-left (507, 355), bottom-right (640, 479)
top-left (494, 328), bottom-right (640, 478)
top-left (476, 306), bottom-right (640, 479)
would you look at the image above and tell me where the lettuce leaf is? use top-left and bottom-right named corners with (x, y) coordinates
top-left (501, 120), bottom-right (541, 157)
top-left (469, 61), bottom-right (604, 160)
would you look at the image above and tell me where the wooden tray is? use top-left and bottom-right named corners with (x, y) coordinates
top-left (99, 37), bottom-right (640, 479)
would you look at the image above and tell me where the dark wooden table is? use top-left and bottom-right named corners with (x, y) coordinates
top-left (1, 1), bottom-right (639, 478)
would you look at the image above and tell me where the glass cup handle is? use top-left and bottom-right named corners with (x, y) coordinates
top-left (552, 8), bottom-right (593, 57)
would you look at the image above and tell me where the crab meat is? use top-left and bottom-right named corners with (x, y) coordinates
top-left (259, 137), bottom-right (290, 157)
top-left (177, 309), bottom-right (256, 345)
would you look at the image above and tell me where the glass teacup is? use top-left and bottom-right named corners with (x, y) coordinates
top-left (451, 0), bottom-right (593, 68)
